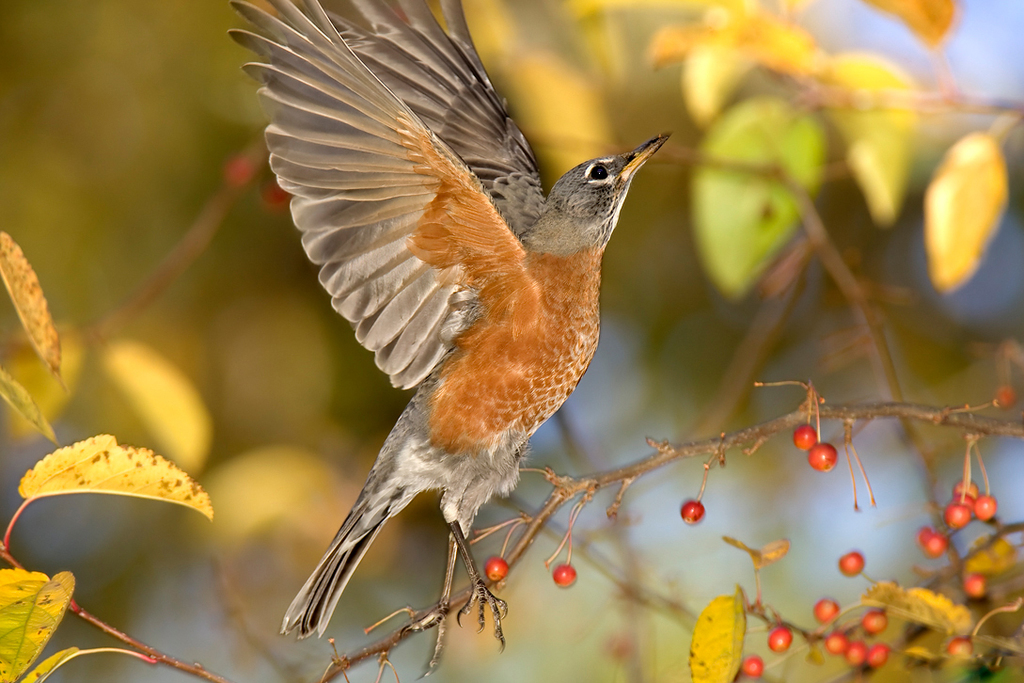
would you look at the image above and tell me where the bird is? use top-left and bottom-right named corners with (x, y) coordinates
top-left (230, 0), bottom-right (666, 660)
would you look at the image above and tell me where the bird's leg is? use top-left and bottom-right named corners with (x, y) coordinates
top-left (450, 521), bottom-right (508, 649)
top-left (422, 533), bottom-right (457, 673)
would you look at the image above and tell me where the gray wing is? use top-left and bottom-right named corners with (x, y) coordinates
top-left (232, 0), bottom-right (525, 389)
top-left (334, 0), bottom-right (545, 232)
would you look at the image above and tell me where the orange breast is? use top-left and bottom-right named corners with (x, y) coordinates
top-left (427, 248), bottom-right (604, 454)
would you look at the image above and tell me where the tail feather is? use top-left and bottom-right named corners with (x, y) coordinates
top-left (281, 499), bottom-right (391, 638)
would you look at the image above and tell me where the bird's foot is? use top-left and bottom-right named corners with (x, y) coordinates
top-left (405, 602), bottom-right (450, 675)
top-left (456, 578), bottom-right (507, 649)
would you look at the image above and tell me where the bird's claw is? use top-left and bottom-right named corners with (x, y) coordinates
top-left (409, 602), bottom-right (449, 632)
top-left (456, 578), bottom-right (507, 648)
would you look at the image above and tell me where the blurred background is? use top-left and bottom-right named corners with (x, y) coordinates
top-left (2, 0), bottom-right (1023, 680)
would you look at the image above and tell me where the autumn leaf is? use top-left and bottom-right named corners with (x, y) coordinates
top-left (0, 232), bottom-right (61, 383)
top-left (682, 45), bottom-right (750, 127)
top-left (652, 11), bottom-right (822, 77)
top-left (17, 648), bottom-right (79, 683)
top-left (0, 363), bottom-right (57, 444)
top-left (7, 332), bottom-right (84, 439)
top-left (723, 536), bottom-right (790, 569)
top-left (19, 434), bottom-right (214, 520)
top-left (570, 0), bottom-right (747, 18)
top-left (924, 132), bottom-right (1007, 292)
top-left (689, 586), bottom-right (745, 683)
top-left (862, 581), bottom-right (971, 634)
top-left (0, 569), bottom-right (74, 683)
top-left (103, 339), bottom-right (212, 474)
top-left (964, 537), bottom-right (1017, 576)
top-left (860, 0), bottom-right (956, 47)
top-left (824, 53), bottom-right (917, 226)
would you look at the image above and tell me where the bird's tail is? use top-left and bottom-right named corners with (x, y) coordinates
top-left (281, 482), bottom-right (407, 638)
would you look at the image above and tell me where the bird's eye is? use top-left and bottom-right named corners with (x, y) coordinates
top-left (588, 164), bottom-right (608, 181)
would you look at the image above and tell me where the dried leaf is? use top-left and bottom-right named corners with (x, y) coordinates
top-left (7, 332), bottom-right (84, 439)
top-left (964, 537), bottom-right (1016, 576)
top-left (652, 11), bottom-right (821, 76)
top-left (860, 0), bottom-right (956, 47)
top-left (722, 536), bottom-right (762, 565)
top-left (689, 586), bottom-right (745, 683)
top-left (19, 434), bottom-right (214, 521)
top-left (0, 232), bottom-right (61, 382)
top-left (0, 363), bottom-right (57, 444)
top-left (19, 647), bottom-right (79, 683)
top-left (924, 132), bottom-right (1007, 292)
top-left (824, 54), bottom-right (917, 226)
top-left (103, 339), bottom-right (212, 473)
top-left (758, 539), bottom-right (791, 568)
top-left (862, 581), bottom-right (971, 634)
top-left (683, 45), bottom-right (750, 127)
top-left (693, 97), bottom-right (825, 298)
top-left (0, 569), bottom-right (74, 683)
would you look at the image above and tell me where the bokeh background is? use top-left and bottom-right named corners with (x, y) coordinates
top-left (2, 0), bottom-right (1024, 681)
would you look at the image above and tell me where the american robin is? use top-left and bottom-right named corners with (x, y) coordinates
top-left (231, 0), bottom-right (666, 657)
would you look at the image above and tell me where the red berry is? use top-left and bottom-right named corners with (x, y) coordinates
top-left (813, 598), bottom-right (840, 623)
top-left (260, 179), bottom-right (290, 211)
top-left (484, 556), bottom-right (508, 582)
top-left (861, 609), bottom-right (887, 635)
top-left (767, 626), bottom-right (793, 653)
top-left (741, 654), bottom-right (764, 678)
top-left (681, 499), bottom-right (705, 524)
top-left (974, 494), bottom-right (998, 521)
top-left (807, 442), bottom-right (838, 472)
top-left (223, 154), bottom-right (257, 188)
top-left (845, 640), bottom-right (868, 666)
top-left (963, 573), bottom-right (986, 599)
top-left (552, 563), bottom-right (577, 587)
top-left (944, 502), bottom-right (972, 529)
top-left (824, 631), bottom-right (849, 655)
top-left (866, 643), bottom-right (889, 668)
top-left (839, 551), bottom-right (865, 577)
top-left (917, 527), bottom-right (948, 558)
top-left (953, 480), bottom-right (980, 502)
top-left (996, 384), bottom-right (1017, 408)
top-left (793, 424), bottom-right (818, 450)
top-left (946, 636), bottom-right (973, 656)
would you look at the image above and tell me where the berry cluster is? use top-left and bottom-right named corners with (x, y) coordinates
top-left (793, 424), bottom-right (838, 472)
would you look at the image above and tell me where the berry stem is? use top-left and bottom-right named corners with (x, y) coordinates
top-left (972, 439), bottom-right (991, 495)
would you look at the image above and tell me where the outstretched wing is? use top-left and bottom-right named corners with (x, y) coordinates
top-left (335, 0), bottom-right (545, 231)
top-left (231, 0), bottom-right (541, 389)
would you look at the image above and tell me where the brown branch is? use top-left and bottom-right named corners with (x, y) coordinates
top-left (315, 400), bottom-right (1024, 679)
top-left (0, 543), bottom-right (235, 683)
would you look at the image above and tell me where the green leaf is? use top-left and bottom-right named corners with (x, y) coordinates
top-left (0, 569), bottom-right (75, 683)
top-left (689, 586), bottom-right (746, 683)
top-left (825, 54), bottom-right (917, 226)
top-left (19, 648), bottom-right (79, 683)
top-left (693, 97), bottom-right (825, 298)
top-left (0, 363), bottom-right (56, 444)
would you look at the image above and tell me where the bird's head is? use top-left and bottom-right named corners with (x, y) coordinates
top-left (523, 134), bottom-right (669, 256)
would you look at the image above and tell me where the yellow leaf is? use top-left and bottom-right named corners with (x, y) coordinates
top-left (862, 581), bottom-right (971, 634)
top-left (689, 586), bottom-right (745, 683)
top-left (103, 339), bottom-right (212, 473)
top-left (19, 647), bottom-right (79, 683)
top-left (204, 445), bottom-right (342, 542)
top-left (860, 0), bottom-right (956, 47)
top-left (502, 52), bottom-right (613, 178)
top-left (824, 54), bottom-right (917, 226)
top-left (19, 434), bottom-right (214, 521)
top-left (652, 11), bottom-right (821, 77)
top-left (757, 539), bottom-right (790, 568)
top-left (964, 537), bottom-right (1016, 576)
top-left (8, 332), bottom-right (85, 439)
top-left (903, 645), bottom-right (939, 661)
top-left (0, 232), bottom-right (61, 383)
top-left (683, 45), bottom-right (750, 127)
top-left (0, 364), bottom-right (56, 444)
top-left (0, 569), bottom-right (74, 683)
top-left (924, 132), bottom-right (1007, 292)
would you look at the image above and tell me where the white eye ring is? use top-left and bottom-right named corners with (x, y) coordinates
top-left (585, 161), bottom-right (613, 182)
